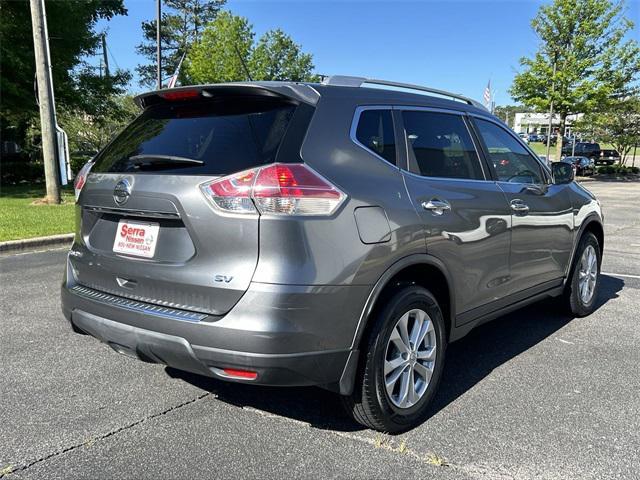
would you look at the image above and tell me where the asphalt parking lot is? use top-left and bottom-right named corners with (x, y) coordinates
top-left (1, 180), bottom-right (639, 480)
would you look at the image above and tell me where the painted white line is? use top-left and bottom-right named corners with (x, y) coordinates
top-left (602, 272), bottom-right (640, 279)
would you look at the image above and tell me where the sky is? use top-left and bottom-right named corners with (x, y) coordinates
top-left (95, 0), bottom-right (640, 106)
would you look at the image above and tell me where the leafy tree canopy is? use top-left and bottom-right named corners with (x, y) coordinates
top-left (510, 0), bottom-right (640, 117)
top-left (575, 96), bottom-right (640, 162)
top-left (510, 0), bottom-right (640, 158)
top-left (0, 0), bottom-right (130, 129)
top-left (186, 12), bottom-right (317, 84)
top-left (186, 11), bottom-right (253, 84)
top-left (135, 0), bottom-right (226, 87)
top-left (249, 29), bottom-right (318, 82)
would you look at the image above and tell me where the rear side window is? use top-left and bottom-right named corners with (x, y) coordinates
top-left (402, 111), bottom-right (484, 180)
top-left (355, 109), bottom-right (396, 165)
top-left (91, 98), bottom-right (297, 175)
top-left (475, 119), bottom-right (543, 184)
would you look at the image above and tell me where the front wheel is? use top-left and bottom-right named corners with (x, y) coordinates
top-left (564, 232), bottom-right (601, 317)
top-left (343, 286), bottom-right (446, 432)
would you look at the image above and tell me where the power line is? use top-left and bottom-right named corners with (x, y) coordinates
top-left (105, 42), bottom-right (120, 71)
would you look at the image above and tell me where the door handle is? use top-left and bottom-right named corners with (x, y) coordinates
top-left (422, 199), bottom-right (451, 216)
top-left (510, 199), bottom-right (529, 214)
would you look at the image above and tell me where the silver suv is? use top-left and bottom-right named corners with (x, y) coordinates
top-left (62, 76), bottom-right (604, 432)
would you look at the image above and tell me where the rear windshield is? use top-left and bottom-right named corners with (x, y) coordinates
top-left (91, 97), bottom-right (296, 175)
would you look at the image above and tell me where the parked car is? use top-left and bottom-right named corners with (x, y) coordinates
top-left (528, 133), bottom-right (542, 142)
top-left (561, 156), bottom-right (595, 176)
top-left (62, 77), bottom-right (604, 433)
top-left (598, 149), bottom-right (620, 166)
top-left (562, 142), bottom-right (601, 160)
top-left (518, 132), bottom-right (529, 143)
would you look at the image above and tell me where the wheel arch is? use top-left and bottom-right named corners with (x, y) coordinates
top-left (338, 254), bottom-right (455, 395)
top-left (565, 214), bottom-right (605, 282)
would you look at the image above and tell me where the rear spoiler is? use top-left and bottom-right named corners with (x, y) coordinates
top-left (134, 82), bottom-right (320, 109)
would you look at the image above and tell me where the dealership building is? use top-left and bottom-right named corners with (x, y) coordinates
top-left (513, 112), bottom-right (583, 135)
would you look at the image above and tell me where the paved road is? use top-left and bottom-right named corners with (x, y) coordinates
top-left (1, 180), bottom-right (639, 479)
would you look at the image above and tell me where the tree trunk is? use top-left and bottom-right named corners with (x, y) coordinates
top-left (555, 112), bottom-right (567, 161)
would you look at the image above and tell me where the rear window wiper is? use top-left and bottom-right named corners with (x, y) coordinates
top-left (128, 154), bottom-right (204, 165)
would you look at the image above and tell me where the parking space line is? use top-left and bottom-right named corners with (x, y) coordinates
top-left (602, 272), bottom-right (640, 279)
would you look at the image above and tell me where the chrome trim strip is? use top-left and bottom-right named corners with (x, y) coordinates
top-left (69, 285), bottom-right (207, 322)
top-left (83, 205), bottom-right (181, 219)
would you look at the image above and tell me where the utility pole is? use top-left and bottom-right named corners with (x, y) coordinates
top-left (29, 0), bottom-right (61, 204)
top-left (156, 0), bottom-right (162, 90)
top-left (102, 33), bottom-right (109, 77)
top-left (545, 59), bottom-right (557, 162)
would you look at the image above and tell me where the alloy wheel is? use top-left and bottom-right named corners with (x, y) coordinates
top-left (578, 244), bottom-right (598, 304)
top-left (384, 308), bottom-right (437, 409)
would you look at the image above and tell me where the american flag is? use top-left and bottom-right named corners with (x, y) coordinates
top-left (483, 80), bottom-right (492, 109)
top-left (167, 52), bottom-right (186, 89)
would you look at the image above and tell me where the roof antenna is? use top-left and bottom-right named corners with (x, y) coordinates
top-left (233, 44), bottom-right (253, 81)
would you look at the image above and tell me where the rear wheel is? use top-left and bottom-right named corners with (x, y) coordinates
top-left (343, 286), bottom-right (446, 432)
top-left (564, 232), bottom-right (600, 317)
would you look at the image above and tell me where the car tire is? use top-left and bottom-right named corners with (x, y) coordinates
top-left (563, 232), bottom-right (601, 317)
top-left (342, 286), bottom-right (446, 433)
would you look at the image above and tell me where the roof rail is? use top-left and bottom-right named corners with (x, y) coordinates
top-left (321, 75), bottom-right (487, 110)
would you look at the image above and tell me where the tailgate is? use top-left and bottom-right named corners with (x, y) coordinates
top-left (70, 173), bottom-right (258, 315)
top-left (69, 92), bottom-right (307, 315)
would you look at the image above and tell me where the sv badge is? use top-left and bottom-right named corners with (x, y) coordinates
top-left (214, 275), bottom-right (233, 283)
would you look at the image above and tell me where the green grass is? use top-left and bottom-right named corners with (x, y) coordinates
top-left (0, 184), bottom-right (75, 242)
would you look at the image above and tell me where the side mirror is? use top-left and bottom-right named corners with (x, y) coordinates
top-left (552, 162), bottom-right (575, 184)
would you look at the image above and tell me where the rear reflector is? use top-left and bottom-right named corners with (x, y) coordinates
top-left (222, 368), bottom-right (258, 380)
top-left (200, 163), bottom-right (345, 216)
top-left (159, 89), bottom-right (201, 101)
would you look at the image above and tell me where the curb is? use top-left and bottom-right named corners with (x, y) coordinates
top-left (0, 233), bottom-right (74, 254)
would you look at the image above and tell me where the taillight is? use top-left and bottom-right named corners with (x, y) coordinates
top-left (200, 163), bottom-right (345, 216)
top-left (74, 161), bottom-right (94, 201)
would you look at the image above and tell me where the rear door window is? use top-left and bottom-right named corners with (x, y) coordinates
top-left (401, 110), bottom-right (484, 180)
top-left (355, 109), bottom-right (397, 165)
top-left (91, 98), bottom-right (297, 175)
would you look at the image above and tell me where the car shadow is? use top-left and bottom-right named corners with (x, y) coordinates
top-left (167, 274), bottom-right (624, 433)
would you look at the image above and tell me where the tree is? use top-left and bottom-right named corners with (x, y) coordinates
top-left (510, 0), bottom-right (640, 160)
top-left (249, 29), bottom-right (318, 82)
top-left (0, 0), bottom-right (130, 157)
top-left (185, 11), bottom-right (253, 84)
top-left (186, 12), bottom-right (318, 84)
top-left (135, 0), bottom-right (226, 87)
top-left (576, 96), bottom-right (640, 163)
top-left (58, 95), bottom-right (140, 169)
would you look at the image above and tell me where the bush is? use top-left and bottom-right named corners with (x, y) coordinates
top-left (598, 165), bottom-right (616, 174)
top-left (597, 165), bottom-right (640, 176)
top-left (1, 160), bottom-right (45, 184)
top-left (70, 154), bottom-right (93, 175)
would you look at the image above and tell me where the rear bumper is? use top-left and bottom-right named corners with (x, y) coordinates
top-left (61, 268), bottom-right (369, 390)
